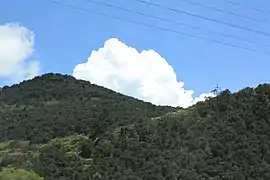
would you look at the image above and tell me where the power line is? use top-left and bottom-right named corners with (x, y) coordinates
top-left (132, 0), bottom-right (270, 38)
top-left (224, 0), bottom-right (270, 15)
top-left (85, 0), bottom-right (270, 48)
top-left (48, 0), bottom-right (270, 56)
top-left (178, 0), bottom-right (270, 25)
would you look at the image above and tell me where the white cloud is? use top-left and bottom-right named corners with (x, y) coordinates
top-left (0, 23), bottom-right (40, 83)
top-left (73, 38), bottom-right (214, 108)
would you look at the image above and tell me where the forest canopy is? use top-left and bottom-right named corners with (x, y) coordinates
top-left (0, 73), bottom-right (270, 179)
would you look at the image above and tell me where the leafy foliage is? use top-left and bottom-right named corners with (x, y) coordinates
top-left (0, 73), bottom-right (175, 143)
top-left (1, 73), bottom-right (270, 179)
top-left (0, 168), bottom-right (43, 180)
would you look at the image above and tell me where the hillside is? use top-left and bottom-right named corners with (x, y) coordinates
top-left (0, 73), bottom-right (176, 143)
top-left (1, 73), bottom-right (270, 179)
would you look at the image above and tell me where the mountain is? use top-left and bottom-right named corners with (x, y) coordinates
top-left (0, 73), bottom-right (270, 180)
top-left (0, 73), bottom-right (176, 144)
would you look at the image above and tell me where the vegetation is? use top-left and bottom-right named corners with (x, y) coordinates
top-left (0, 168), bottom-right (43, 180)
top-left (0, 73), bottom-right (270, 179)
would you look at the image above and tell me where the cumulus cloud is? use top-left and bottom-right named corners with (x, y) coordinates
top-left (73, 38), bottom-right (214, 108)
top-left (0, 23), bottom-right (40, 83)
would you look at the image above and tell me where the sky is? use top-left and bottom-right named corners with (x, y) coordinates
top-left (0, 0), bottom-right (270, 108)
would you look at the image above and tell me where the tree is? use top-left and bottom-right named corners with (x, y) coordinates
top-left (211, 84), bottom-right (221, 95)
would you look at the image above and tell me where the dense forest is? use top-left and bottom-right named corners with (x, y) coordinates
top-left (0, 73), bottom-right (270, 179)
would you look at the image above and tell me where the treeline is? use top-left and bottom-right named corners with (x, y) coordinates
top-left (1, 73), bottom-right (270, 179)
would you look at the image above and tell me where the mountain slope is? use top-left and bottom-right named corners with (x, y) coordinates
top-left (0, 73), bottom-right (176, 144)
top-left (1, 74), bottom-right (270, 179)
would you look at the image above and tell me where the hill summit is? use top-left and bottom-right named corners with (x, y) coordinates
top-left (0, 73), bottom-right (270, 179)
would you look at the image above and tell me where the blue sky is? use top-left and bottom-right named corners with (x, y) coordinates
top-left (0, 0), bottom-right (270, 107)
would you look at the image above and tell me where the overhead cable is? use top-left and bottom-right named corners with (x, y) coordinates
top-left (132, 0), bottom-right (270, 37)
top-left (224, 0), bottom-right (270, 15)
top-left (49, 0), bottom-right (270, 56)
top-left (178, 0), bottom-right (270, 25)
top-left (86, 0), bottom-right (270, 48)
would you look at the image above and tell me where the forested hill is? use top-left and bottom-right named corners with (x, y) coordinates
top-left (0, 73), bottom-right (176, 143)
top-left (0, 73), bottom-right (270, 179)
